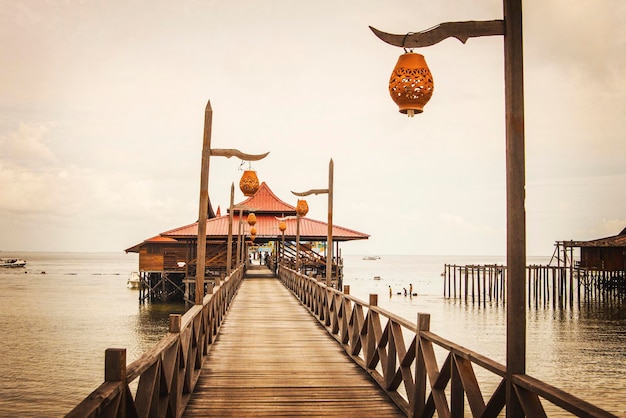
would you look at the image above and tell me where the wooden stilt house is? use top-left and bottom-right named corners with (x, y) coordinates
top-left (554, 227), bottom-right (626, 299)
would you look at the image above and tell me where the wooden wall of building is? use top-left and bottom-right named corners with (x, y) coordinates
top-left (580, 247), bottom-right (626, 271)
top-left (139, 243), bottom-right (188, 272)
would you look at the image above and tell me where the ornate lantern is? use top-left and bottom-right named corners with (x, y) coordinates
top-left (278, 220), bottom-right (287, 232)
top-left (247, 213), bottom-right (257, 226)
top-left (296, 199), bottom-right (309, 217)
top-left (389, 52), bottom-right (434, 117)
top-left (250, 226), bottom-right (257, 236)
top-left (239, 170), bottom-right (260, 196)
top-left (250, 234), bottom-right (256, 242)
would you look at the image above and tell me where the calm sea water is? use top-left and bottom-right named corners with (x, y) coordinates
top-left (0, 252), bottom-right (624, 416)
top-left (342, 255), bottom-right (626, 417)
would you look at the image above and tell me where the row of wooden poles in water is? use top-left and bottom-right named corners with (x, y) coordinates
top-left (442, 264), bottom-right (626, 307)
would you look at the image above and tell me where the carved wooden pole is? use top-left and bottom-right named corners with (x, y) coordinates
top-left (503, 2), bottom-right (526, 415)
top-left (295, 213), bottom-right (301, 272)
top-left (292, 158), bottom-right (334, 287)
top-left (194, 100), bottom-right (269, 305)
top-left (236, 208), bottom-right (243, 265)
top-left (370, 1), bottom-right (526, 414)
top-left (327, 159), bottom-right (334, 287)
top-left (195, 101), bottom-right (213, 305)
top-left (227, 183), bottom-right (234, 276)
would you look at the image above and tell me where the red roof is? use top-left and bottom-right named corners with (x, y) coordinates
top-left (162, 214), bottom-right (368, 241)
top-left (125, 182), bottom-right (368, 252)
top-left (233, 182), bottom-right (296, 215)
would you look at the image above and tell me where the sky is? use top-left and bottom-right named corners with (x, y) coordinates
top-left (1, 0), bottom-right (625, 256)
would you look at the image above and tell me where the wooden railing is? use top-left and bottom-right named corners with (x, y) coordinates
top-left (66, 265), bottom-right (244, 418)
top-left (278, 265), bottom-right (617, 418)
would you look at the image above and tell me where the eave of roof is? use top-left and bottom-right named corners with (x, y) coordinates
top-left (125, 235), bottom-right (181, 253)
top-left (163, 213), bottom-right (368, 241)
top-left (126, 182), bottom-right (369, 251)
top-left (565, 228), bottom-right (626, 247)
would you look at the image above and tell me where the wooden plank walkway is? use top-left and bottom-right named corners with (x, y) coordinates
top-left (183, 268), bottom-right (404, 417)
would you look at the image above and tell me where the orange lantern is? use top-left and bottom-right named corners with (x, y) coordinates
top-left (250, 226), bottom-right (257, 236)
top-left (296, 199), bottom-right (309, 217)
top-left (250, 234), bottom-right (256, 242)
top-left (278, 220), bottom-right (287, 232)
top-left (239, 170), bottom-right (260, 196)
top-left (389, 52), bottom-right (434, 117)
top-left (247, 213), bottom-right (257, 226)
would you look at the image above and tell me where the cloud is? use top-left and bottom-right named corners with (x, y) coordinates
top-left (1, 122), bottom-right (56, 166)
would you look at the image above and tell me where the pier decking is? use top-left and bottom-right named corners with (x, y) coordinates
top-left (183, 268), bottom-right (403, 417)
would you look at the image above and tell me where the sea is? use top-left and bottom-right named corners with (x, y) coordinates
top-left (0, 252), bottom-right (624, 417)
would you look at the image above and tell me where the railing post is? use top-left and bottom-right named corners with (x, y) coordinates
top-left (413, 313), bottom-right (430, 418)
top-left (169, 314), bottom-right (182, 333)
top-left (365, 294), bottom-right (378, 369)
top-left (105, 348), bottom-right (126, 382)
top-left (104, 348), bottom-right (127, 418)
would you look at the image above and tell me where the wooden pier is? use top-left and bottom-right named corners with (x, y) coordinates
top-left (183, 273), bottom-right (402, 417)
top-left (68, 264), bottom-right (618, 417)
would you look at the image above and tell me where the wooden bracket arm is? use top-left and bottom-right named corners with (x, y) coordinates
top-left (291, 189), bottom-right (329, 197)
top-left (369, 20), bottom-right (504, 48)
top-left (210, 149), bottom-right (270, 161)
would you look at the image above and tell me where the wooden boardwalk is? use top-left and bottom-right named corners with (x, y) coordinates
top-left (183, 268), bottom-right (403, 417)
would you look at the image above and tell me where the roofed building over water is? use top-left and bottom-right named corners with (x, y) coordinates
top-left (553, 227), bottom-right (626, 299)
top-left (125, 182), bottom-right (369, 302)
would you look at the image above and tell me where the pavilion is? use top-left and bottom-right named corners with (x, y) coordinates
top-left (125, 182), bottom-right (369, 302)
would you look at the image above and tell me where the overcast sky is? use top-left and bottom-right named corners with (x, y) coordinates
top-left (1, 0), bottom-right (625, 256)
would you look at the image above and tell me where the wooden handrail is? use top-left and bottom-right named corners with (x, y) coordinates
top-left (66, 264), bottom-right (245, 418)
top-left (277, 265), bottom-right (618, 417)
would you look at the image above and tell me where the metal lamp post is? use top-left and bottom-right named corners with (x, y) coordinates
top-left (292, 159), bottom-right (334, 287)
top-left (370, 1), bottom-right (526, 415)
top-left (195, 100), bottom-right (269, 305)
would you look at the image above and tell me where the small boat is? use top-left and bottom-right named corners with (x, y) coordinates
top-left (363, 256), bottom-right (381, 260)
top-left (127, 272), bottom-right (141, 289)
top-left (0, 258), bottom-right (26, 268)
top-left (373, 275), bottom-right (382, 280)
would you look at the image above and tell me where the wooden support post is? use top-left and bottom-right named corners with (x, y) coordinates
top-left (343, 285), bottom-right (350, 295)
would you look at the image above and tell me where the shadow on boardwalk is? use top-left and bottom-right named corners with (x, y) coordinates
top-left (183, 266), bottom-right (403, 417)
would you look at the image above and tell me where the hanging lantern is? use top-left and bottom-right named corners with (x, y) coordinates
top-left (278, 220), bottom-right (287, 232)
top-left (250, 226), bottom-right (257, 236)
top-left (296, 199), bottom-right (309, 217)
top-left (239, 170), bottom-right (260, 196)
top-left (250, 234), bottom-right (256, 242)
top-left (247, 213), bottom-right (257, 226)
top-left (389, 52), bottom-right (434, 117)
